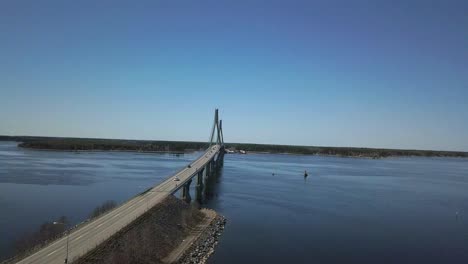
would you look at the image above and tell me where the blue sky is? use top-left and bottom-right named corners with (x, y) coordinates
top-left (0, 0), bottom-right (467, 151)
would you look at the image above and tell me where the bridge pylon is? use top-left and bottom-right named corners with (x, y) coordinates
top-left (209, 109), bottom-right (224, 147)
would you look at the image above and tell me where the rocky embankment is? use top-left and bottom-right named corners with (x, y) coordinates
top-left (177, 215), bottom-right (226, 264)
top-left (74, 196), bottom-right (225, 264)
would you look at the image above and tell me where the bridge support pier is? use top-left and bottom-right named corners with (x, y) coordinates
top-left (219, 150), bottom-right (224, 167)
top-left (196, 169), bottom-right (204, 203)
top-left (206, 160), bottom-right (212, 177)
top-left (181, 179), bottom-right (192, 203)
top-left (215, 153), bottom-right (223, 169)
top-left (210, 160), bottom-right (215, 174)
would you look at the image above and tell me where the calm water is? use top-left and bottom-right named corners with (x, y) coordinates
top-left (1, 141), bottom-right (468, 263)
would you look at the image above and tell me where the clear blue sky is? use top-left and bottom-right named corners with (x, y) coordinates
top-left (1, 0), bottom-right (467, 151)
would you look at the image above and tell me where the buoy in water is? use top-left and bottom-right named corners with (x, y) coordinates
top-left (304, 170), bottom-right (308, 177)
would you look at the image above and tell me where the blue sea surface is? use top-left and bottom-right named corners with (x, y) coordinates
top-left (1, 141), bottom-right (468, 263)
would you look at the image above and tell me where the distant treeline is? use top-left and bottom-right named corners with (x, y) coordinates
top-left (225, 143), bottom-right (468, 158)
top-left (1, 136), bottom-right (209, 152)
top-left (1, 135), bottom-right (467, 158)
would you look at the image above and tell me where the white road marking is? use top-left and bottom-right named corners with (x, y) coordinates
top-left (96, 223), bottom-right (104, 228)
top-left (111, 212), bottom-right (121, 219)
top-left (46, 247), bottom-right (63, 256)
top-left (73, 233), bottom-right (87, 241)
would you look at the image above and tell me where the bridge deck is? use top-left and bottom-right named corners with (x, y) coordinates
top-left (16, 145), bottom-right (221, 264)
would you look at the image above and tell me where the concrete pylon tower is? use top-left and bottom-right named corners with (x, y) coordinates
top-left (219, 119), bottom-right (224, 146)
top-left (209, 109), bottom-right (223, 146)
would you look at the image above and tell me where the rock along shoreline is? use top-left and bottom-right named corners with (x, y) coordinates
top-left (177, 215), bottom-right (227, 264)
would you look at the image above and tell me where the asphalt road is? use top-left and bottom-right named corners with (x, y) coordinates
top-left (16, 145), bottom-right (221, 264)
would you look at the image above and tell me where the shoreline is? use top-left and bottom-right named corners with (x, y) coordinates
top-left (5, 138), bottom-right (465, 159)
top-left (243, 151), bottom-right (468, 159)
top-left (16, 145), bottom-right (468, 159)
top-left (175, 214), bottom-right (226, 264)
top-left (17, 145), bottom-right (198, 155)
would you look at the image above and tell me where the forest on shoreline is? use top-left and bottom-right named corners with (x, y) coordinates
top-left (1, 136), bottom-right (467, 158)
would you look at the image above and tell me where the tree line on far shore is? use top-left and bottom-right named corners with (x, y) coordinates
top-left (1, 136), bottom-right (467, 158)
top-left (16, 138), bottom-right (209, 152)
top-left (226, 143), bottom-right (468, 158)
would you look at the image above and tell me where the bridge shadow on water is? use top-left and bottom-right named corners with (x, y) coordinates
top-left (203, 166), bottom-right (224, 203)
